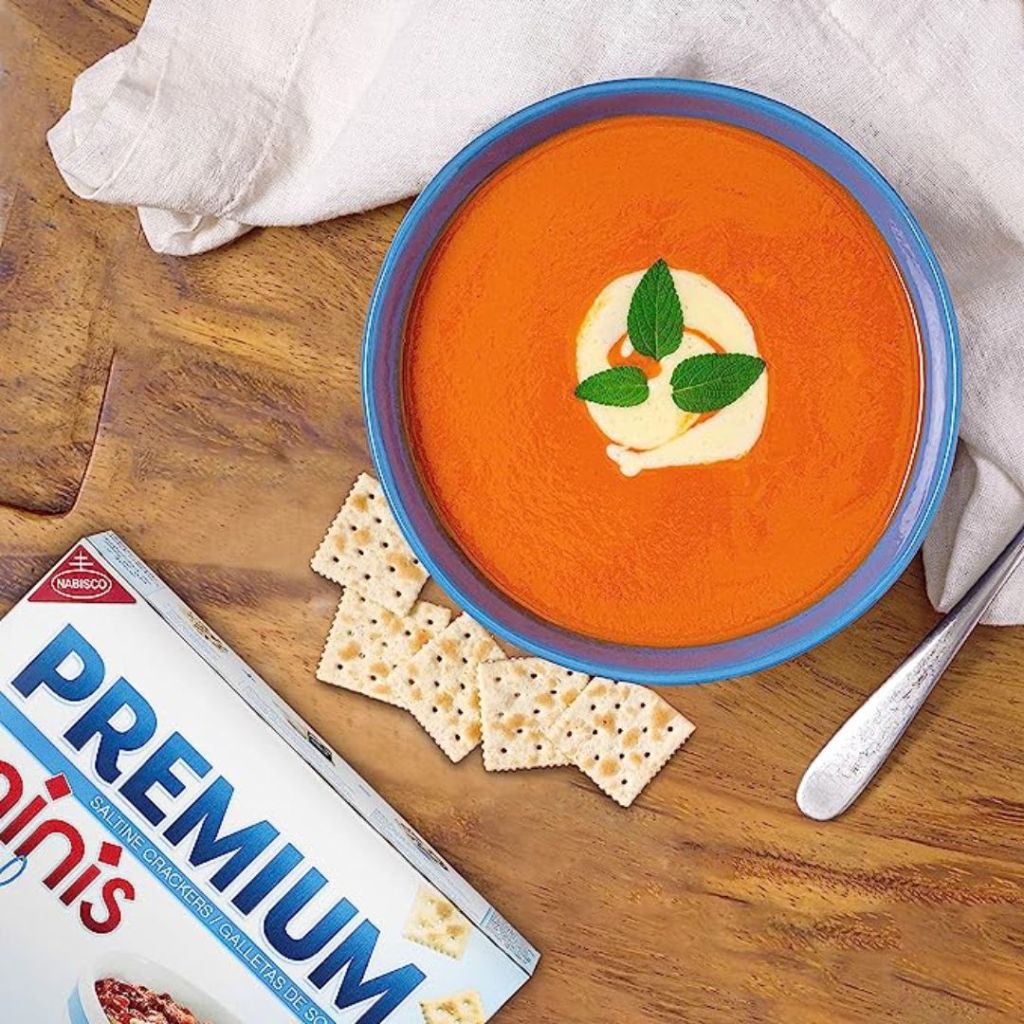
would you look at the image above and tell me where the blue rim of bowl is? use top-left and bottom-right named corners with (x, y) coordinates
top-left (363, 78), bottom-right (960, 685)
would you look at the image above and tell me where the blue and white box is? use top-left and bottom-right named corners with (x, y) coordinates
top-left (0, 532), bottom-right (537, 1023)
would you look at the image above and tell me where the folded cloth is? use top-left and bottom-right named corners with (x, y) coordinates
top-left (48, 0), bottom-right (1024, 623)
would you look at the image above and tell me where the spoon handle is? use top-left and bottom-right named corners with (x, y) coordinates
top-left (796, 521), bottom-right (1024, 821)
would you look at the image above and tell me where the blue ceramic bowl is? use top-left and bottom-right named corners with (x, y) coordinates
top-left (363, 79), bottom-right (959, 685)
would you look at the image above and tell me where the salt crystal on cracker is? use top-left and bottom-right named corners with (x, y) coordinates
top-left (420, 990), bottom-right (486, 1024)
top-left (392, 614), bottom-right (502, 763)
top-left (317, 591), bottom-right (452, 708)
top-left (478, 657), bottom-right (588, 772)
top-left (548, 678), bottom-right (694, 807)
top-left (403, 885), bottom-right (471, 960)
top-left (311, 473), bottom-right (427, 615)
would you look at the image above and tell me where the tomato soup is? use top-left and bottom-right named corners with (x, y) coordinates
top-left (402, 116), bottom-right (921, 646)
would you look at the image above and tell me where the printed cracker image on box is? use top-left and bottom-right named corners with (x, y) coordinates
top-left (0, 533), bottom-right (537, 1023)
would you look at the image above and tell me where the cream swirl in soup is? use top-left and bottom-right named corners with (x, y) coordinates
top-left (575, 268), bottom-right (767, 477)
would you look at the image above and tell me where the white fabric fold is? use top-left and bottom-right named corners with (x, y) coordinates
top-left (47, 0), bottom-right (1024, 622)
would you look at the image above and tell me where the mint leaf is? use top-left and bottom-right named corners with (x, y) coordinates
top-left (626, 259), bottom-right (684, 360)
top-left (670, 353), bottom-right (766, 412)
top-left (575, 366), bottom-right (649, 407)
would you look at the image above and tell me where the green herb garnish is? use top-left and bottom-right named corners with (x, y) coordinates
top-left (626, 258), bottom-right (684, 360)
top-left (669, 352), bottom-right (766, 412)
top-left (574, 259), bottom-right (766, 414)
top-left (573, 366), bottom-right (649, 407)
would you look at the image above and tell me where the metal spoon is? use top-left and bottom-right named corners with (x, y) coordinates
top-left (797, 521), bottom-right (1024, 821)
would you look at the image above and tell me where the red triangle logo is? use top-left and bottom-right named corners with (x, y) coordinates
top-left (28, 545), bottom-right (136, 604)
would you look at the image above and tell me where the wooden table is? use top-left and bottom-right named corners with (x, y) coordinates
top-left (3, 3), bottom-right (1023, 1021)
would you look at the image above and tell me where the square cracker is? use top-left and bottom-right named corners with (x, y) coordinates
top-left (311, 473), bottom-right (428, 615)
top-left (548, 678), bottom-right (695, 807)
top-left (390, 614), bottom-right (502, 763)
top-left (403, 885), bottom-right (471, 960)
top-left (478, 657), bottom-right (588, 771)
top-left (317, 591), bottom-right (452, 708)
top-left (420, 990), bottom-right (485, 1024)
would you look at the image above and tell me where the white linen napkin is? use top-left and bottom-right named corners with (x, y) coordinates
top-left (48, 0), bottom-right (1024, 623)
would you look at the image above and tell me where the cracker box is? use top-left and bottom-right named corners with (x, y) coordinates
top-left (0, 533), bottom-right (538, 1023)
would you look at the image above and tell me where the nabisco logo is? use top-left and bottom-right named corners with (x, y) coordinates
top-left (54, 550), bottom-right (110, 599)
top-left (28, 545), bottom-right (135, 605)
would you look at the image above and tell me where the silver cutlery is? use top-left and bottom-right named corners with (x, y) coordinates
top-left (797, 521), bottom-right (1024, 820)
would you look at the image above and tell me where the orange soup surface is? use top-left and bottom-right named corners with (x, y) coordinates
top-left (403, 116), bottom-right (921, 646)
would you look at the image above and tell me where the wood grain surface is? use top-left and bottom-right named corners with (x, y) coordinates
top-left (2, 3), bottom-right (1023, 1021)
